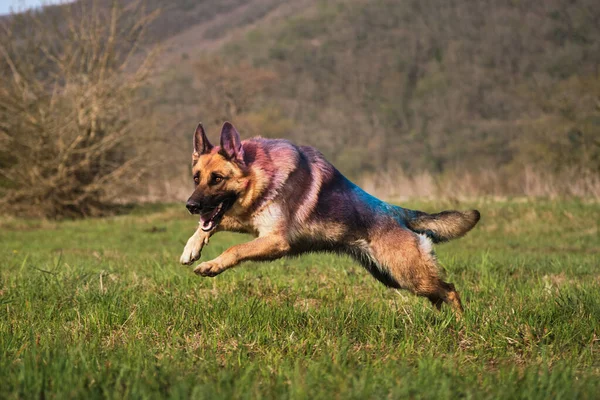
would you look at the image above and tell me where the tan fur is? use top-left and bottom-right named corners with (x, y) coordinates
top-left (185, 151), bottom-right (468, 316)
top-left (182, 123), bottom-right (477, 317)
top-left (290, 220), bottom-right (347, 244)
top-left (187, 149), bottom-right (294, 275)
top-left (369, 226), bottom-right (464, 314)
top-left (194, 153), bottom-right (250, 203)
top-left (406, 210), bottom-right (480, 243)
top-left (194, 234), bottom-right (291, 277)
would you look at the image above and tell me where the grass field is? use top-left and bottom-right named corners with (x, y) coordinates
top-left (1, 200), bottom-right (599, 399)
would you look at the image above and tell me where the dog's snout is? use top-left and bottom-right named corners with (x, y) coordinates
top-left (186, 199), bottom-right (201, 215)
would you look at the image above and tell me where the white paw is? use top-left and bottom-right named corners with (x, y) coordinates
top-left (180, 232), bottom-right (209, 265)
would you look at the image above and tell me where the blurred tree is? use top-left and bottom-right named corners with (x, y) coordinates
top-left (0, 0), bottom-right (161, 217)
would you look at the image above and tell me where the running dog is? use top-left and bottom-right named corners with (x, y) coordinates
top-left (180, 122), bottom-right (480, 313)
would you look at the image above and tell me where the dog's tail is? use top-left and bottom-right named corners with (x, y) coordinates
top-left (404, 209), bottom-right (480, 243)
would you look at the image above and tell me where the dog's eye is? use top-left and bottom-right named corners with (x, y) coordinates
top-left (193, 174), bottom-right (199, 184)
top-left (210, 174), bottom-right (224, 185)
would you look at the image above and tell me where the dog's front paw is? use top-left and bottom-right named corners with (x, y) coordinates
top-left (180, 232), bottom-right (209, 265)
top-left (194, 260), bottom-right (224, 277)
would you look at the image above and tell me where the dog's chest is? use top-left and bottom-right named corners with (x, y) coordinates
top-left (251, 203), bottom-right (285, 236)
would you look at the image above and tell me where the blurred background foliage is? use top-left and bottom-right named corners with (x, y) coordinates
top-left (1, 0), bottom-right (599, 217)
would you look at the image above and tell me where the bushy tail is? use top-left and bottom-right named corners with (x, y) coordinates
top-left (405, 209), bottom-right (480, 243)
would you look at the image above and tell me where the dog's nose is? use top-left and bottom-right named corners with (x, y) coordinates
top-left (186, 200), bottom-right (201, 215)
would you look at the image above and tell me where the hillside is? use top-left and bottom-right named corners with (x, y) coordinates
top-left (147, 0), bottom-right (600, 189)
top-left (2, 0), bottom-right (599, 201)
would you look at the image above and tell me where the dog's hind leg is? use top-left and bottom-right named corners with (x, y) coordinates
top-left (368, 227), bottom-right (464, 315)
top-left (423, 281), bottom-right (464, 314)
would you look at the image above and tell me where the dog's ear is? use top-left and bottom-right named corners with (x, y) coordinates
top-left (219, 122), bottom-right (245, 164)
top-left (193, 122), bottom-right (213, 157)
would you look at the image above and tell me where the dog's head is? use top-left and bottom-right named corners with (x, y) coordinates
top-left (186, 122), bottom-right (249, 231)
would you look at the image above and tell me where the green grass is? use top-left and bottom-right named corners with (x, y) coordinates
top-left (1, 200), bottom-right (599, 399)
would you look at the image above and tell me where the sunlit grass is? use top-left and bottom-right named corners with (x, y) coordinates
top-left (1, 200), bottom-right (599, 398)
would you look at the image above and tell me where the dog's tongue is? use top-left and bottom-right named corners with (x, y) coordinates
top-left (199, 202), bottom-right (223, 232)
top-left (200, 217), bottom-right (215, 232)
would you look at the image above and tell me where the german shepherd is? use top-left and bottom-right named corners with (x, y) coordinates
top-left (180, 122), bottom-right (480, 313)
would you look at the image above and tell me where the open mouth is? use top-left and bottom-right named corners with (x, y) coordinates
top-left (199, 201), bottom-right (229, 231)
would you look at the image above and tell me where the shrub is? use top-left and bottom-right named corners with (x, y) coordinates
top-left (0, 1), bottom-right (160, 218)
